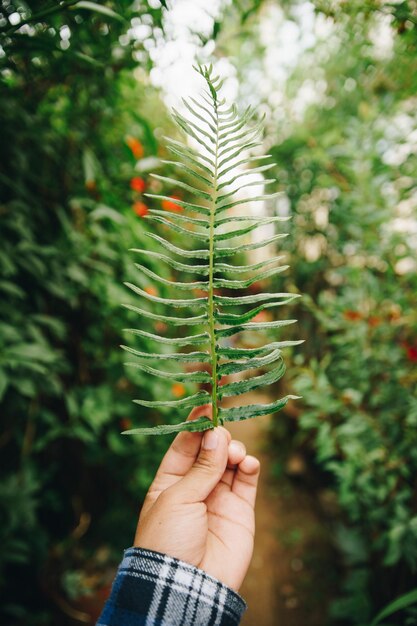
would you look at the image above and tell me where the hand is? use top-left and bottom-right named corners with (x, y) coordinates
top-left (134, 405), bottom-right (261, 592)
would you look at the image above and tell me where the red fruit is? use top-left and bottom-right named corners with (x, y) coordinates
top-left (130, 177), bottom-right (146, 193)
top-left (172, 383), bottom-right (186, 398)
top-left (144, 285), bottom-right (158, 297)
top-left (405, 345), bottom-right (417, 362)
top-left (162, 195), bottom-right (182, 212)
top-left (126, 136), bottom-right (144, 159)
top-left (154, 321), bottom-right (167, 334)
top-left (132, 201), bottom-right (148, 217)
top-left (343, 310), bottom-right (363, 322)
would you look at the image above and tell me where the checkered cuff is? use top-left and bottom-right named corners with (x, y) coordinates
top-left (97, 547), bottom-right (246, 626)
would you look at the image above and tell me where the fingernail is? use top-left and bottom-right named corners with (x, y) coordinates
top-left (202, 429), bottom-right (219, 450)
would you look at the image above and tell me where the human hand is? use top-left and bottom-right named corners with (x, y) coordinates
top-left (134, 405), bottom-right (261, 592)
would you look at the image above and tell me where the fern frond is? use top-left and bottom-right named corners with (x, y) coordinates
top-left (122, 63), bottom-right (301, 435)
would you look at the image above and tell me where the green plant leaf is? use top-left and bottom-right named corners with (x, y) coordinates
top-left (133, 263), bottom-right (209, 291)
top-left (217, 349), bottom-right (282, 376)
top-left (219, 395), bottom-right (300, 422)
top-left (122, 63), bottom-right (301, 434)
top-left (150, 174), bottom-right (212, 201)
top-left (120, 345), bottom-right (211, 362)
top-left (124, 328), bottom-right (209, 346)
top-left (133, 392), bottom-right (211, 409)
top-left (218, 360), bottom-right (286, 398)
top-left (122, 304), bottom-right (207, 326)
top-left (73, 1), bottom-right (125, 21)
top-left (370, 589), bottom-right (417, 626)
top-left (129, 249), bottom-right (210, 275)
top-left (124, 282), bottom-right (207, 307)
top-left (213, 265), bottom-right (288, 289)
top-left (122, 416), bottom-right (213, 436)
top-left (145, 233), bottom-right (210, 259)
top-left (215, 319), bottom-right (296, 339)
top-left (125, 362), bottom-right (211, 383)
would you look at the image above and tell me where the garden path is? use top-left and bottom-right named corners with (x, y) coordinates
top-left (226, 392), bottom-right (337, 626)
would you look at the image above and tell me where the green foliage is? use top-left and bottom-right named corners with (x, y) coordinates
top-left (258, 5), bottom-right (417, 624)
top-left (122, 64), bottom-right (300, 435)
top-left (370, 588), bottom-right (417, 626)
top-left (0, 2), bottom-right (184, 623)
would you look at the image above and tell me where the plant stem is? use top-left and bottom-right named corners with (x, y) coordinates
top-left (208, 99), bottom-right (220, 426)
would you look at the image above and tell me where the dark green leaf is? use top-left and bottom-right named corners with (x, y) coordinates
top-left (122, 416), bottom-right (213, 436)
top-left (133, 392), bottom-right (211, 409)
top-left (121, 345), bottom-right (211, 362)
top-left (219, 395), bottom-right (300, 423)
top-left (124, 328), bottom-right (210, 346)
top-left (218, 360), bottom-right (286, 398)
top-left (125, 362), bottom-right (211, 383)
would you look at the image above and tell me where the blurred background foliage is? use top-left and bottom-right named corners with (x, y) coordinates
top-left (1, 0), bottom-right (416, 625)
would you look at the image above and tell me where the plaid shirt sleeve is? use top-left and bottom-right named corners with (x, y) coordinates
top-left (97, 547), bottom-right (246, 626)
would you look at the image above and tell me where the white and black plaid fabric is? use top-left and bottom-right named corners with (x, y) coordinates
top-left (97, 547), bottom-right (246, 626)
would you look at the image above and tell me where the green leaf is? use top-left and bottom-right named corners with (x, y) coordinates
top-left (129, 249), bottom-right (210, 275)
top-left (214, 291), bottom-right (295, 306)
top-left (219, 395), bottom-right (300, 423)
top-left (73, 1), bottom-right (125, 21)
top-left (122, 304), bottom-right (207, 326)
top-left (122, 416), bottom-right (214, 436)
top-left (0, 370), bottom-right (8, 401)
top-left (213, 220), bottom-right (282, 242)
top-left (121, 63), bottom-right (300, 435)
top-left (124, 328), bottom-right (210, 346)
top-left (218, 360), bottom-right (286, 398)
top-left (145, 215), bottom-right (209, 242)
top-left (216, 192), bottom-right (282, 214)
top-left (164, 137), bottom-right (214, 170)
top-left (120, 345), bottom-right (211, 363)
top-left (215, 300), bottom-right (298, 325)
top-left (124, 282), bottom-right (207, 308)
top-left (173, 108), bottom-right (216, 144)
top-left (217, 349), bottom-right (282, 376)
top-left (150, 174), bottom-right (212, 201)
top-left (145, 193), bottom-right (210, 216)
top-left (217, 163), bottom-right (274, 191)
top-left (188, 96), bottom-right (217, 126)
top-left (217, 142), bottom-right (262, 170)
top-left (214, 233), bottom-right (287, 258)
top-left (217, 341), bottom-right (304, 359)
top-left (218, 154), bottom-right (272, 179)
top-left (167, 145), bottom-right (213, 178)
top-left (215, 319), bottom-right (296, 339)
top-left (172, 110), bottom-right (216, 154)
top-left (146, 233), bottom-right (210, 260)
top-left (133, 392), bottom-right (211, 409)
top-left (125, 362), bottom-right (211, 383)
top-left (133, 263), bottom-right (209, 291)
top-left (161, 159), bottom-right (212, 187)
top-left (370, 589), bottom-right (417, 626)
top-left (214, 256), bottom-right (286, 275)
top-left (182, 98), bottom-right (217, 134)
top-left (213, 265), bottom-right (288, 289)
top-left (148, 210), bottom-right (208, 228)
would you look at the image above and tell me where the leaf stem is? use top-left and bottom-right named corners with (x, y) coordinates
top-left (208, 91), bottom-right (220, 426)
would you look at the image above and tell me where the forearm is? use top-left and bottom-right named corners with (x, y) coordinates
top-left (97, 547), bottom-right (246, 626)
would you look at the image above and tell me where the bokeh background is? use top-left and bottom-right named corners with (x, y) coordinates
top-left (1, 1), bottom-right (417, 625)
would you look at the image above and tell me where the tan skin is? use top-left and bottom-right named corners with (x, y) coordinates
top-left (134, 405), bottom-right (261, 592)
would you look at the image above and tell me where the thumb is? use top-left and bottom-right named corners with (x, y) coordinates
top-left (169, 427), bottom-right (229, 503)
